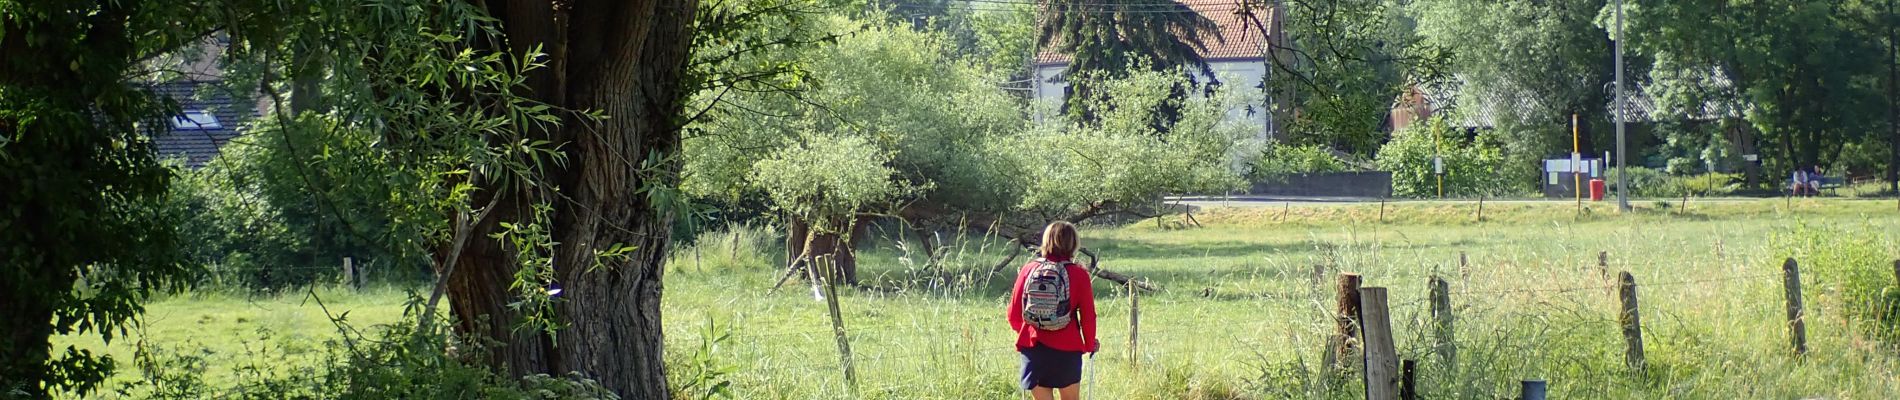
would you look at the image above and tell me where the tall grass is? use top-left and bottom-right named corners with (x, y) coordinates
top-left (663, 200), bottom-right (1900, 399)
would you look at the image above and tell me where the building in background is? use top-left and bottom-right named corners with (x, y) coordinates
top-left (1029, 0), bottom-right (1282, 139)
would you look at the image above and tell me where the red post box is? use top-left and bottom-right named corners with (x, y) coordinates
top-left (1589, 179), bottom-right (1606, 201)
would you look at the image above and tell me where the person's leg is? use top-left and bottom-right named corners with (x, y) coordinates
top-left (1056, 384), bottom-right (1080, 399)
top-left (1030, 386), bottom-right (1056, 400)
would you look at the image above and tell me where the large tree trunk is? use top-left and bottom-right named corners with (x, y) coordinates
top-left (442, 1), bottom-right (698, 398)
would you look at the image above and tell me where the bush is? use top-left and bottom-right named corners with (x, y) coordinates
top-left (1375, 117), bottom-right (1513, 197)
top-left (1246, 144), bottom-right (1348, 182)
top-left (1604, 167), bottom-right (1740, 198)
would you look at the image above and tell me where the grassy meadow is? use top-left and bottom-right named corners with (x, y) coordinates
top-left (61, 198), bottom-right (1900, 399)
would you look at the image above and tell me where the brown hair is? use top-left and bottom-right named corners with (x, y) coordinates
top-left (1039, 221), bottom-right (1080, 259)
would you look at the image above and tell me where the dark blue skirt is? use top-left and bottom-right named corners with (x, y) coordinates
top-left (1019, 343), bottom-right (1083, 390)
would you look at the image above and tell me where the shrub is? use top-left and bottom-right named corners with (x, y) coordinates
top-left (1604, 167), bottom-right (1740, 198)
top-left (1375, 117), bottom-right (1513, 197)
top-left (1247, 144), bottom-right (1348, 182)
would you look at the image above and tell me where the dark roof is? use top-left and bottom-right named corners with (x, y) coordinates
top-left (1034, 0), bottom-right (1273, 66)
top-left (148, 81), bottom-right (253, 168)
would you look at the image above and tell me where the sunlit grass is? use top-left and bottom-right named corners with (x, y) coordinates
top-left (58, 198), bottom-right (1900, 399)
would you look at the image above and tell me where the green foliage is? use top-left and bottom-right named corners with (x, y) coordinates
top-left (1774, 224), bottom-right (1900, 342)
top-left (167, 117), bottom-right (434, 291)
top-left (1412, 0), bottom-right (1619, 185)
top-left (685, 13), bottom-right (1024, 224)
top-left (1246, 144), bottom-right (1348, 182)
top-left (1, 0), bottom-right (209, 395)
top-left (113, 296), bottom-right (617, 399)
top-left (1274, 0), bottom-right (1445, 156)
top-left (1376, 118), bottom-right (1512, 197)
top-left (750, 134), bottom-right (902, 230)
top-left (668, 317), bottom-right (739, 400)
top-left (1619, 0), bottom-right (1888, 177)
top-left (1605, 167), bottom-right (1742, 198)
top-left (1036, 0), bottom-right (1219, 123)
top-left (1007, 68), bottom-right (1255, 214)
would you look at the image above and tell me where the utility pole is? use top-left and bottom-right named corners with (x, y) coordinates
top-left (1614, 0), bottom-right (1630, 211)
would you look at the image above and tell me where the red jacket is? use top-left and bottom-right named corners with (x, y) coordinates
top-left (1006, 255), bottom-right (1098, 353)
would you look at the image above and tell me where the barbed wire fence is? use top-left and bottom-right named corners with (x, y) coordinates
top-left (680, 251), bottom-right (1848, 398)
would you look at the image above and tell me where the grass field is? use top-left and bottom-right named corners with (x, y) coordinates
top-left (61, 198), bottom-right (1900, 399)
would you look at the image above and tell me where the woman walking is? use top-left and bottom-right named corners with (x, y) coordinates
top-left (1007, 221), bottom-right (1099, 400)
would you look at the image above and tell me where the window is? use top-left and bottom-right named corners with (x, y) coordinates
top-left (171, 110), bottom-right (222, 130)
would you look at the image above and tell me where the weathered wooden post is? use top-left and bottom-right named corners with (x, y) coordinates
top-left (1379, 198), bottom-right (1388, 223)
top-left (341, 257), bottom-right (356, 289)
top-left (1457, 252), bottom-right (1470, 288)
top-left (1599, 251), bottom-right (1612, 294)
top-left (1429, 275), bottom-right (1454, 365)
top-left (1617, 271), bottom-right (1646, 372)
top-left (1334, 273), bottom-right (1364, 370)
top-left (1476, 196), bottom-right (1486, 222)
top-left (1399, 359), bottom-right (1418, 400)
top-left (1128, 279), bottom-right (1140, 368)
top-left (819, 255), bottom-right (858, 389)
top-left (1360, 287), bottom-right (1399, 400)
top-left (1783, 258), bottom-right (1808, 355)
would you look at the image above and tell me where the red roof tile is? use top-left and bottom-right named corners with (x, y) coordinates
top-left (1034, 0), bottom-right (1274, 65)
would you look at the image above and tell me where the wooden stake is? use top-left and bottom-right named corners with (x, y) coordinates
top-left (1379, 198), bottom-right (1387, 223)
top-left (1457, 252), bottom-right (1470, 289)
top-left (1783, 258), bottom-right (1808, 355)
top-left (1429, 275), bottom-right (1454, 365)
top-left (1359, 287), bottom-right (1399, 400)
top-left (1281, 202), bottom-right (1291, 221)
top-left (1400, 359), bottom-right (1418, 400)
top-left (1128, 279), bottom-right (1140, 368)
top-left (1476, 196), bottom-right (1485, 222)
top-left (1599, 251), bottom-right (1612, 294)
top-left (1617, 271), bottom-right (1646, 372)
top-left (820, 256), bottom-right (858, 389)
top-left (342, 257), bottom-right (356, 289)
top-left (1335, 273), bottom-right (1364, 370)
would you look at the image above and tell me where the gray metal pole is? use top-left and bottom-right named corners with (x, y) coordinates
top-left (1615, 0), bottom-right (1630, 211)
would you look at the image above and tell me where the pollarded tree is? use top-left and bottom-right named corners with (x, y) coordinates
top-left (684, 13), bottom-right (1025, 283)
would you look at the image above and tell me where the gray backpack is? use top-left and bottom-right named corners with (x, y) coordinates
top-left (1021, 258), bottom-right (1074, 330)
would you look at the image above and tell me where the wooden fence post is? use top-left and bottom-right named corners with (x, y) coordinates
top-left (1429, 276), bottom-right (1454, 365)
top-left (1359, 287), bottom-right (1399, 400)
top-left (1617, 271), bottom-right (1646, 373)
top-left (1379, 198), bottom-right (1387, 223)
top-left (1334, 273), bottom-right (1364, 370)
top-left (1457, 253), bottom-right (1470, 289)
top-left (1598, 251), bottom-right (1612, 294)
top-left (819, 255), bottom-right (858, 390)
top-left (342, 257), bottom-right (356, 289)
top-left (1476, 196), bottom-right (1485, 222)
top-left (1399, 359), bottom-right (1418, 400)
top-left (1783, 258), bottom-right (1808, 355)
top-left (1129, 279), bottom-right (1140, 368)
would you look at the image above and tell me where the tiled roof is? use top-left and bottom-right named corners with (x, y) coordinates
top-left (146, 81), bottom-right (253, 169)
top-left (1034, 0), bottom-right (1273, 65)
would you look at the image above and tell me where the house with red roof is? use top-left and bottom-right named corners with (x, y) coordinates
top-left (1030, 0), bottom-right (1283, 139)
